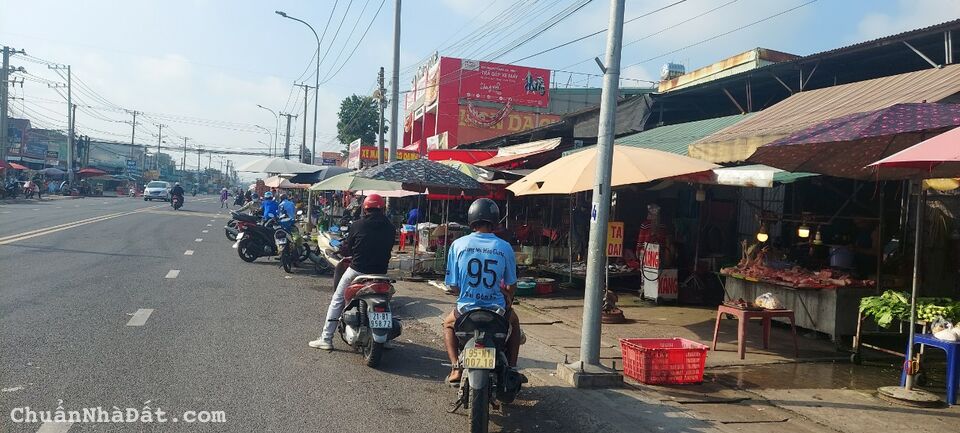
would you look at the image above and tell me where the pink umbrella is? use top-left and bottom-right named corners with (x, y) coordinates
top-left (868, 126), bottom-right (960, 403)
top-left (868, 125), bottom-right (960, 177)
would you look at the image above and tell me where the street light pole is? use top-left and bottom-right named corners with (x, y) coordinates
top-left (276, 11), bottom-right (320, 165)
top-left (256, 104), bottom-right (279, 157)
top-left (254, 125), bottom-right (273, 156)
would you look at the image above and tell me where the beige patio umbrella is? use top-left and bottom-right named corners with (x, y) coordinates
top-left (506, 145), bottom-right (720, 196)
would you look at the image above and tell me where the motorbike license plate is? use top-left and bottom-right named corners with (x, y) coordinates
top-left (462, 348), bottom-right (496, 370)
top-left (276, 238), bottom-right (287, 245)
top-left (368, 312), bottom-right (392, 329)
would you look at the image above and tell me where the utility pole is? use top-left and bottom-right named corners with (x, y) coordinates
top-left (559, 0), bottom-right (625, 387)
top-left (388, 0), bottom-right (401, 162)
top-left (129, 110), bottom-right (139, 175)
top-left (0, 47), bottom-right (9, 166)
top-left (280, 112), bottom-right (297, 160)
top-left (376, 67), bottom-right (386, 165)
top-left (48, 63), bottom-right (73, 183)
top-left (181, 137), bottom-right (188, 183)
top-left (156, 124), bottom-right (165, 171)
top-left (294, 83), bottom-right (313, 163)
top-left (197, 147), bottom-right (201, 187)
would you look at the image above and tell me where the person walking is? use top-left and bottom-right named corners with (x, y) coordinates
top-left (309, 194), bottom-right (395, 350)
top-left (219, 187), bottom-right (230, 208)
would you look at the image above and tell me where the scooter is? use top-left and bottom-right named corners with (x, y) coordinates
top-left (233, 217), bottom-right (281, 262)
top-left (450, 306), bottom-right (526, 433)
top-left (333, 262), bottom-right (402, 368)
top-left (226, 211), bottom-right (259, 241)
top-left (171, 195), bottom-right (183, 210)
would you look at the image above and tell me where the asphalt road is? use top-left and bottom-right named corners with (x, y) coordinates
top-left (0, 196), bottom-right (601, 433)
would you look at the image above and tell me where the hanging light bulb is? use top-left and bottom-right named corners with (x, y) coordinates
top-left (797, 223), bottom-right (810, 238)
top-left (695, 186), bottom-right (706, 202)
top-left (813, 227), bottom-right (823, 245)
top-left (756, 223), bottom-right (769, 242)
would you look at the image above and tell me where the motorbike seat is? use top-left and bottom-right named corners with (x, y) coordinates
top-left (455, 309), bottom-right (510, 338)
top-left (352, 274), bottom-right (393, 283)
top-left (233, 213), bottom-right (258, 223)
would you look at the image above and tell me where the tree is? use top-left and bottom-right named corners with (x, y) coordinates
top-left (336, 94), bottom-right (385, 154)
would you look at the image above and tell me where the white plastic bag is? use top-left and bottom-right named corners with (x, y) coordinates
top-left (754, 292), bottom-right (784, 310)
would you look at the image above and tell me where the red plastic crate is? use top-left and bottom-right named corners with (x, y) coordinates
top-left (619, 338), bottom-right (708, 385)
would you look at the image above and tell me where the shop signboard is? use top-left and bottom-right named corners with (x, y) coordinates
top-left (641, 243), bottom-right (678, 301)
top-left (347, 139), bottom-right (362, 169)
top-left (6, 118), bottom-right (28, 153)
top-left (456, 105), bottom-right (560, 145)
top-left (606, 222), bottom-right (624, 257)
top-left (457, 59), bottom-right (550, 108)
top-left (45, 150), bottom-right (59, 165)
top-left (357, 146), bottom-right (419, 163)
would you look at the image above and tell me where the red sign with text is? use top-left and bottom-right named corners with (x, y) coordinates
top-left (456, 59), bottom-right (550, 108)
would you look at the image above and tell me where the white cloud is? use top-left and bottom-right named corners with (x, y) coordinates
top-left (856, 0), bottom-right (960, 40)
top-left (136, 54), bottom-right (193, 83)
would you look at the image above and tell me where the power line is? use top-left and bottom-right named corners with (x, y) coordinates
top-left (621, 0), bottom-right (818, 70)
top-left (320, 0), bottom-right (373, 81)
top-left (320, 0), bottom-right (387, 84)
top-left (510, 0), bottom-right (690, 63)
top-left (317, 0), bottom-right (356, 71)
top-left (485, 0), bottom-right (594, 61)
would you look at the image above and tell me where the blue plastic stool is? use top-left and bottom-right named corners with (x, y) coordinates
top-left (900, 333), bottom-right (959, 405)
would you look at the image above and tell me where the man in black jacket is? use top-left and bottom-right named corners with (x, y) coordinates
top-left (309, 193), bottom-right (395, 350)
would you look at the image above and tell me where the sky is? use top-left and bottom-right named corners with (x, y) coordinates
top-left (2, 0), bottom-right (959, 178)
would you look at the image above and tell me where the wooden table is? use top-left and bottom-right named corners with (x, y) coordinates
top-left (711, 304), bottom-right (799, 359)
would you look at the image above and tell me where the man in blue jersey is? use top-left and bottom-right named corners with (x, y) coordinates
top-left (442, 198), bottom-right (520, 384)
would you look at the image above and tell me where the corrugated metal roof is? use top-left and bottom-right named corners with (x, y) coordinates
top-left (619, 114), bottom-right (752, 155)
top-left (689, 64), bottom-right (960, 163)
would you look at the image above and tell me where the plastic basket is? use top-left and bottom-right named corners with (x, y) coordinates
top-left (619, 338), bottom-right (708, 385)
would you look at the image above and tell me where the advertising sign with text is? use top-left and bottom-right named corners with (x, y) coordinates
top-left (457, 59), bottom-right (550, 108)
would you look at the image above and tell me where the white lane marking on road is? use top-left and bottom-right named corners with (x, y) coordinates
top-left (2, 386), bottom-right (24, 392)
top-left (36, 422), bottom-right (74, 433)
top-left (0, 207), bottom-right (160, 245)
top-left (126, 309), bottom-right (154, 327)
top-left (184, 250), bottom-right (194, 256)
top-left (201, 230), bottom-right (208, 233)
top-left (195, 238), bottom-right (203, 242)
top-left (209, 219), bottom-right (215, 222)
top-left (31, 208), bottom-right (39, 211)
top-left (55, 206), bottom-right (62, 209)
top-left (165, 270), bottom-right (180, 279)
top-left (206, 224), bottom-right (212, 227)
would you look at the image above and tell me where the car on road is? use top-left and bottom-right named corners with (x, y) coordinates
top-left (143, 181), bottom-right (171, 201)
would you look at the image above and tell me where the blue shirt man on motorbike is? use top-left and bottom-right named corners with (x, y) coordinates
top-left (261, 191), bottom-right (279, 220)
top-left (442, 198), bottom-right (521, 384)
top-left (278, 194), bottom-right (296, 231)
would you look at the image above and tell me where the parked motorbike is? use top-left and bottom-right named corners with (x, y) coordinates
top-left (225, 211), bottom-right (259, 241)
top-left (3, 181), bottom-right (21, 199)
top-left (171, 195), bottom-right (183, 210)
top-left (333, 264), bottom-right (402, 368)
top-left (450, 306), bottom-right (526, 433)
top-left (233, 217), bottom-right (281, 262)
top-left (274, 226), bottom-right (295, 273)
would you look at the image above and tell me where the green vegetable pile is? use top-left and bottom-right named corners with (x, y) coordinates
top-left (859, 290), bottom-right (960, 328)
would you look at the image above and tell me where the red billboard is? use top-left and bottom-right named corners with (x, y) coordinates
top-left (456, 59), bottom-right (550, 108)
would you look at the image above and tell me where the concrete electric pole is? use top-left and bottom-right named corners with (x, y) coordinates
top-left (181, 137), bottom-right (189, 183)
top-left (156, 124), bottom-right (165, 171)
top-left (48, 63), bottom-right (73, 183)
top-left (0, 47), bottom-right (9, 166)
top-left (376, 67), bottom-right (386, 165)
top-left (280, 112), bottom-right (297, 160)
top-left (388, 0), bottom-right (401, 162)
top-left (196, 147), bottom-right (201, 187)
top-left (558, 0), bottom-right (626, 388)
top-left (294, 83), bottom-right (313, 164)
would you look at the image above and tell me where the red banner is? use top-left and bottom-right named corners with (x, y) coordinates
top-left (457, 59), bottom-right (550, 108)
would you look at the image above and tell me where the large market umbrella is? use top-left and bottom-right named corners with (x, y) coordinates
top-left (309, 171), bottom-right (402, 192)
top-left (355, 158), bottom-right (483, 194)
top-left (3, 161), bottom-right (29, 170)
top-left (236, 157), bottom-right (323, 174)
top-left (288, 166), bottom-right (352, 184)
top-left (867, 133), bottom-right (960, 404)
top-left (507, 145), bottom-right (719, 196)
top-left (76, 167), bottom-right (107, 177)
top-left (748, 103), bottom-right (960, 179)
top-left (263, 175), bottom-right (308, 189)
top-left (436, 160), bottom-right (521, 185)
top-left (39, 167), bottom-right (66, 177)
